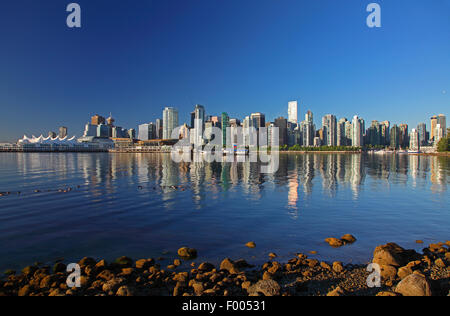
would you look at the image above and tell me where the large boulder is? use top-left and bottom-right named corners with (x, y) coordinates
top-left (395, 274), bottom-right (432, 297)
top-left (373, 243), bottom-right (418, 267)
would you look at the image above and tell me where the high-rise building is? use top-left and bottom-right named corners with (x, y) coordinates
top-left (380, 121), bottom-right (390, 145)
top-left (156, 119), bottom-right (163, 139)
top-left (302, 111), bottom-right (315, 147)
top-left (138, 123), bottom-right (157, 141)
top-left (399, 124), bottom-right (409, 148)
top-left (390, 125), bottom-right (400, 149)
top-left (337, 118), bottom-right (348, 146)
top-left (48, 131), bottom-right (57, 139)
top-left (417, 123), bottom-right (427, 146)
top-left (430, 115), bottom-right (438, 141)
top-left (163, 107), bottom-right (179, 139)
top-left (274, 117), bottom-right (288, 147)
top-left (193, 105), bottom-right (205, 147)
top-left (322, 114), bottom-right (337, 146)
top-left (435, 124), bottom-right (444, 144)
top-left (251, 113), bottom-right (265, 129)
top-left (351, 116), bottom-right (364, 147)
top-left (437, 114), bottom-right (446, 137)
top-left (128, 129), bottom-right (136, 140)
top-left (59, 127), bottom-right (68, 139)
top-left (409, 129), bottom-right (420, 151)
top-left (221, 112), bottom-right (230, 147)
top-left (106, 114), bottom-right (115, 126)
top-left (91, 115), bottom-right (106, 126)
top-left (288, 101), bottom-right (298, 124)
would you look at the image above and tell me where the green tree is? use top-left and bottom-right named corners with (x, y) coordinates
top-left (436, 137), bottom-right (449, 152)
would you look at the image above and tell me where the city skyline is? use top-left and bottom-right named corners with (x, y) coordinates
top-left (1, 1), bottom-right (450, 142)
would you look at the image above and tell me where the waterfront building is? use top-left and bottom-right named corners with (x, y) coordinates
top-left (417, 123), bottom-right (427, 146)
top-left (274, 117), bottom-right (288, 147)
top-left (138, 123), bottom-right (157, 141)
top-left (437, 114), bottom-right (446, 137)
top-left (128, 129), bottom-right (136, 140)
top-left (380, 121), bottom-right (390, 145)
top-left (322, 114), bottom-right (337, 146)
top-left (313, 137), bottom-right (321, 147)
top-left (435, 124), bottom-right (444, 144)
top-left (351, 116), bottom-right (364, 147)
top-left (97, 124), bottom-right (111, 138)
top-left (156, 119), bottom-right (163, 139)
top-left (390, 125), bottom-right (400, 149)
top-left (106, 114), bottom-right (115, 126)
top-left (267, 123), bottom-right (277, 148)
top-left (221, 112), bottom-right (230, 147)
top-left (337, 118), bottom-right (348, 146)
top-left (179, 124), bottom-right (190, 140)
top-left (163, 107), bottom-right (179, 139)
top-left (48, 131), bottom-right (57, 139)
top-left (59, 127), bottom-right (68, 139)
top-left (193, 104), bottom-right (205, 147)
top-left (288, 101), bottom-right (298, 124)
top-left (409, 129), bottom-right (420, 151)
top-left (430, 115), bottom-right (438, 141)
top-left (112, 126), bottom-right (128, 139)
top-left (398, 124), bottom-right (409, 148)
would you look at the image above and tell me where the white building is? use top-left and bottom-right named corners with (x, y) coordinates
top-left (352, 115), bottom-right (364, 147)
top-left (288, 101), bottom-right (298, 124)
top-left (409, 128), bottom-right (420, 151)
top-left (163, 107), bottom-right (179, 139)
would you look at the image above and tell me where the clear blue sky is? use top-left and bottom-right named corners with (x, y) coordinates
top-left (0, 0), bottom-right (449, 141)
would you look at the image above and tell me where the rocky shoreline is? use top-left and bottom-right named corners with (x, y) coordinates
top-left (1, 240), bottom-right (448, 297)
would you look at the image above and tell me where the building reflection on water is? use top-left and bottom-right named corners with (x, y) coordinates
top-left (13, 153), bottom-right (449, 207)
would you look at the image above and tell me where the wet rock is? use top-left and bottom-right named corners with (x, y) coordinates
top-left (380, 265), bottom-right (397, 281)
top-left (102, 278), bottom-right (126, 293)
top-left (95, 260), bottom-right (108, 270)
top-left (320, 262), bottom-right (331, 270)
top-left (332, 262), bottom-right (344, 273)
top-left (395, 274), bottom-right (432, 297)
top-left (198, 262), bottom-right (215, 272)
top-left (48, 289), bottom-right (65, 297)
top-left (174, 259), bottom-right (182, 267)
top-left (22, 266), bottom-right (38, 276)
top-left (135, 259), bottom-right (154, 270)
top-left (97, 270), bottom-right (115, 281)
top-left (18, 285), bottom-right (31, 297)
top-left (114, 256), bottom-right (133, 268)
top-left (53, 262), bottom-right (66, 274)
top-left (307, 259), bottom-right (319, 268)
top-left (373, 243), bottom-right (418, 267)
top-left (309, 251), bottom-right (317, 255)
top-left (325, 238), bottom-right (344, 248)
top-left (116, 285), bottom-right (134, 296)
top-left (192, 282), bottom-right (204, 296)
top-left (247, 279), bottom-right (281, 296)
top-left (269, 253), bottom-right (277, 259)
top-left (79, 257), bottom-right (96, 268)
top-left (167, 265), bottom-right (176, 270)
top-left (220, 258), bottom-right (243, 274)
top-left (245, 242), bottom-right (256, 249)
top-left (327, 286), bottom-right (345, 296)
top-left (177, 247), bottom-right (197, 259)
top-left (341, 234), bottom-right (357, 244)
top-left (416, 240), bottom-right (424, 244)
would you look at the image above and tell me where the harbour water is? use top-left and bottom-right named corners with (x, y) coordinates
top-left (0, 152), bottom-right (448, 272)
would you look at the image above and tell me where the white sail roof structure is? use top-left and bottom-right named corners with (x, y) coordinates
top-left (18, 135), bottom-right (78, 145)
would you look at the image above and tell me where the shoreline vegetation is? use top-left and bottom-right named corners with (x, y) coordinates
top-left (1, 238), bottom-right (448, 297)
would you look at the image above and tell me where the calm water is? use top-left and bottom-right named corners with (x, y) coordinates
top-left (0, 153), bottom-right (448, 272)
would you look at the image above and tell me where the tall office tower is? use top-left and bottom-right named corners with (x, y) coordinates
top-left (48, 131), bottom-right (57, 139)
top-left (267, 123), bottom-right (277, 148)
top-left (352, 116), bottom-right (364, 147)
top-left (437, 114), bottom-right (446, 137)
top-left (409, 129), bottom-right (420, 151)
top-left (288, 101), bottom-right (298, 124)
top-left (274, 117), bottom-right (288, 146)
top-left (390, 124), bottom-right (400, 149)
top-left (367, 120), bottom-right (381, 146)
top-left (155, 119), bottom-right (163, 139)
top-left (430, 115), bottom-right (438, 141)
top-left (210, 116), bottom-right (221, 128)
top-left (221, 112), bottom-right (230, 147)
top-left (243, 116), bottom-right (252, 147)
top-left (193, 104), bottom-right (205, 147)
top-left (399, 124), bottom-right (409, 148)
top-left (417, 123), bottom-right (427, 146)
top-left (91, 115), bottom-right (106, 126)
top-left (138, 123), bottom-right (157, 141)
top-left (380, 121), bottom-right (390, 145)
top-left (163, 107), bottom-right (179, 139)
top-left (97, 124), bottom-right (110, 138)
top-left (345, 121), bottom-right (353, 145)
top-left (435, 124), bottom-right (444, 144)
top-left (322, 114), bottom-right (337, 146)
top-left (190, 111), bottom-right (196, 129)
top-left (337, 118), bottom-right (348, 146)
top-left (251, 113), bottom-right (265, 129)
top-left (59, 127), bottom-right (68, 139)
top-left (302, 110), bottom-right (315, 147)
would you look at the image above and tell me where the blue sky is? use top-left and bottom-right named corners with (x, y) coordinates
top-left (0, 0), bottom-right (449, 141)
